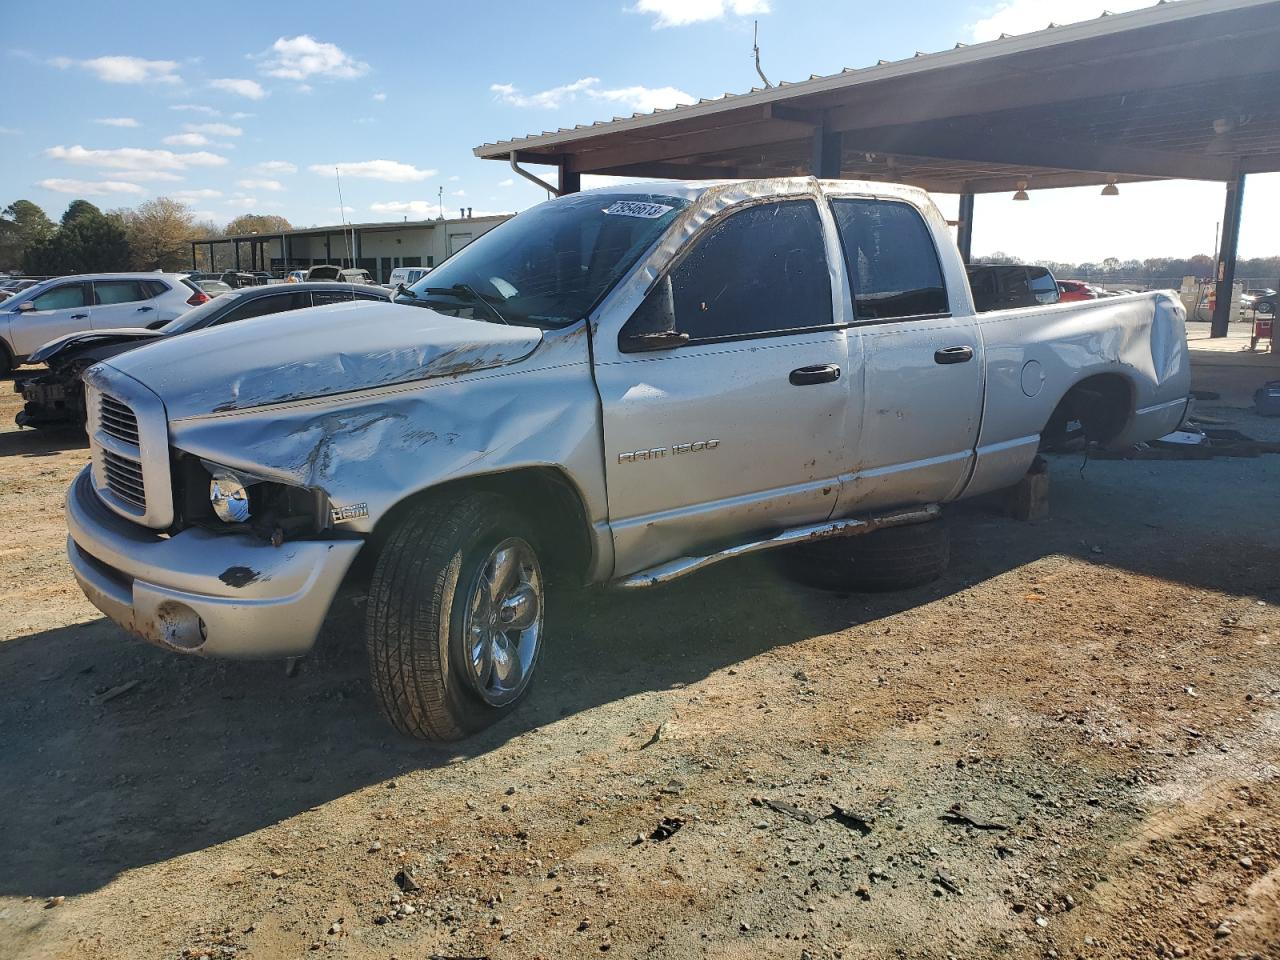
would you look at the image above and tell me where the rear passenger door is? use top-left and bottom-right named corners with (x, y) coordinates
top-left (831, 197), bottom-right (984, 510)
top-left (91, 279), bottom-right (155, 329)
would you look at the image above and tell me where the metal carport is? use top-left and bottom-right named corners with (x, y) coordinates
top-left (475, 0), bottom-right (1280, 337)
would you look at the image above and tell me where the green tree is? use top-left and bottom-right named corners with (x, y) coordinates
top-left (24, 199), bottom-right (131, 275)
top-left (224, 213), bottom-right (292, 236)
top-left (122, 197), bottom-right (198, 271)
top-left (0, 200), bottom-right (56, 272)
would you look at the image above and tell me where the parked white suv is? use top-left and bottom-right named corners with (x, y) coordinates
top-left (1, 273), bottom-right (206, 374)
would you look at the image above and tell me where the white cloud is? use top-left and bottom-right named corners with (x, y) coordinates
top-left (631, 0), bottom-right (768, 28)
top-left (447, 175), bottom-right (461, 182)
top-left (370, 200), bottom-right (436, 216)
top-left (237, 178), bottom-right (284, 191)
top-left (94, 117), bottom-right (139, 128)
top-left (108, 169), bottom-right (183, 182)
top-left (968, 0), bottom-right (1149, 42)
top-left (55, 55), bottom-right (181, 85)
top-left (261, 35), bottom-right (368, 81)
top-left (310, 159), bottom-right (436, 182)
top-left (0, 126), bottom-right (21, 135)
top-left (190, 209), bottom-right (220, 222)
top-left (491, 77), bottom-right (694, 112)
top-left (38, 178), bottom-right (144, 196)
top-left (230, 111), bottom-right (253, 120)
top-left (255, 160), bottom-right (297, 175)
top-left (330, 204), bottom-right (356, 216)
top-left (186, 122), bottom-right (242, 137)
top-left (172, 188), bottom-right (223, 201)
top-left (45, 144), bottom-right (228, 173)
top-left (225, 196), bottom-right (259, 209)
top-left (453, 189), bottom-right (467, 197)
top-left (498, 178), bottom-right (514, 187)
top-left (164, 132), bottom-right (210, 146)
top-left (372, 91), bottom-right (386, 101)
top-left (171, 104), bottom-right (221, 115)
top-left (491, 77), bottom-right (597, 110)
top-left (211, 77), bottom-right (267, 100)
top-left (590, 84), bottom-right (697, 113)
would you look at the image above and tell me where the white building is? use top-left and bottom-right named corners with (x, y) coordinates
top-left (192, 212), bottom-right (512, 283)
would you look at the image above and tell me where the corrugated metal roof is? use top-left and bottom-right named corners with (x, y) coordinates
top-left (473, 0), bottom-right (1270, 159)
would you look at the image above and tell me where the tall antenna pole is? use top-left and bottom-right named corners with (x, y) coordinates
top-left (438, 185), bottom-right (444, 220)
top-left (335, 166), bottom-right (352, 266)
top-left (753, 20), bottom-right (773, 88)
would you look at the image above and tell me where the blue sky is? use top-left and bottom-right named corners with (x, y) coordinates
top-left (2, 0), bottom-right (1277, 264)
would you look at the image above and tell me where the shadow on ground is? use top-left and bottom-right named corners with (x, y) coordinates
top-left (2, 445), bottom-right (1277, 900)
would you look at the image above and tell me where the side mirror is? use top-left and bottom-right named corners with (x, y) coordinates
top-left (17, 301), bottom-right (35, 312)
top-left (618, 275), bottom-right (689, 353)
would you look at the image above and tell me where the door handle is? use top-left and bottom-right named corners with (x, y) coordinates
top-left (136, 306), bottom-right (153, 312)
top-left (934, 345), bottom-right (974, 364)
top-left (71, 313), bottom-right (88, 320)
top-left (789, 363), bottom-right (841, 386)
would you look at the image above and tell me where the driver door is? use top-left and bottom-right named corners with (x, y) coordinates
top-left (593, 198), bottom-right (854, 578)
top-left (9, 281), bottom-right (93, 357)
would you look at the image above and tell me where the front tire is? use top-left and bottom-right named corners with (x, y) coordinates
top-left (365, 493), bottom-right (545, 741)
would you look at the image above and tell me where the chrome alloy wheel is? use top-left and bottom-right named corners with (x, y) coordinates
top-left (462, 537), bottom-right (543, 706)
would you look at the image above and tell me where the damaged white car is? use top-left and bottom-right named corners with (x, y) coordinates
top-left (65, 178), bottom-right (1190, 740)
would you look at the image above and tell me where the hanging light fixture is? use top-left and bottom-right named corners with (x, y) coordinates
top-left (1101, 176), bottom-right (1120, 197)
top-left (1012, 179), bottom-right (1030, 201)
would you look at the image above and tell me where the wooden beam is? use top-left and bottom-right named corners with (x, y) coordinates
top-left (565, 117), bottom-right (815, 174)
top-left (840, 122), bottom-right (1236, 181)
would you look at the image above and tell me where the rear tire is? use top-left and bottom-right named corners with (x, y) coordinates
top-left (787, 520), bottom-right (949, 592)
top-left (365, 492), bottom-right (545, 741)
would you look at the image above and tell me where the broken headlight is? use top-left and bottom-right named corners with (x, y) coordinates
top-left (209, 470), bottom-right (251, 523)
top-left (172, 453), bottom-right (331, 542)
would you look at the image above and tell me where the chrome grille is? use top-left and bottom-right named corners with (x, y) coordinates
top-left (85, 371), bottom-right (174, 529)
top-left (99, 394), bottom-right (140, 445)
top-left (101, 449), bottom-right (146, 508)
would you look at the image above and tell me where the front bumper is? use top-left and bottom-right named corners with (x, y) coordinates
top-left (66, 465), bottom-right (364, 658)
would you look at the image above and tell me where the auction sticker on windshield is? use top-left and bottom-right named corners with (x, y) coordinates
top-left (604, 200), bottom-right (674, 219)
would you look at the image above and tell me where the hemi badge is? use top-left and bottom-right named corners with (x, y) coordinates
top-left (331, 502), bottom-right (369, 524)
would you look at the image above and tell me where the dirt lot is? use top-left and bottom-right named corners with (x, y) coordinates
top-left (1, 343), bottom-right (1278, 960)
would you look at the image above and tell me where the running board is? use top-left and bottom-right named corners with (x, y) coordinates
top-left (615, 505), bottom-right (941, 590)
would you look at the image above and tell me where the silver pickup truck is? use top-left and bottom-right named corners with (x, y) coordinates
top-left (65, 178), bottom-right (1190, 740)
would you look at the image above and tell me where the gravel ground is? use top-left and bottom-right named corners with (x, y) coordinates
top-left (0, 358), bottom-right (1277, 960)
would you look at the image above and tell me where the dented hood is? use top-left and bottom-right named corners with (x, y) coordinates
top-left (100, 300), bottom-right (543, 421)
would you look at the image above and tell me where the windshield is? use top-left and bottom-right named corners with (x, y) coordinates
top-left (398, 192), bottom-right (689, 328)
top-left (161, 293), bottom-right (241, 334)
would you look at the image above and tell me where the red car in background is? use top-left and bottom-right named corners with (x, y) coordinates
top-left (1058, 279), bottom-right (1098, 303)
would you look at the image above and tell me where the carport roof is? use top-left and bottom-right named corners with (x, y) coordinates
top-left (475, 0), bottom-right (1280, 193)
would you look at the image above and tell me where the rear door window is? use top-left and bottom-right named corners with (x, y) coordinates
top-left (831, 199), bottom-right (949, 320)
top-left (93, 280), bottom-right (147, 305)
top-left (666, 199), bottom-right (833, 342)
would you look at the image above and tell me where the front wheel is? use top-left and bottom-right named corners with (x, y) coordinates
top-left (365, 492), bottom-right (545, 741)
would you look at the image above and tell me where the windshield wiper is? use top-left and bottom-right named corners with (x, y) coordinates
top-left (425, 283), bottom-right (509, 325)
top-left (393, 282), bottom-right (417, 300)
